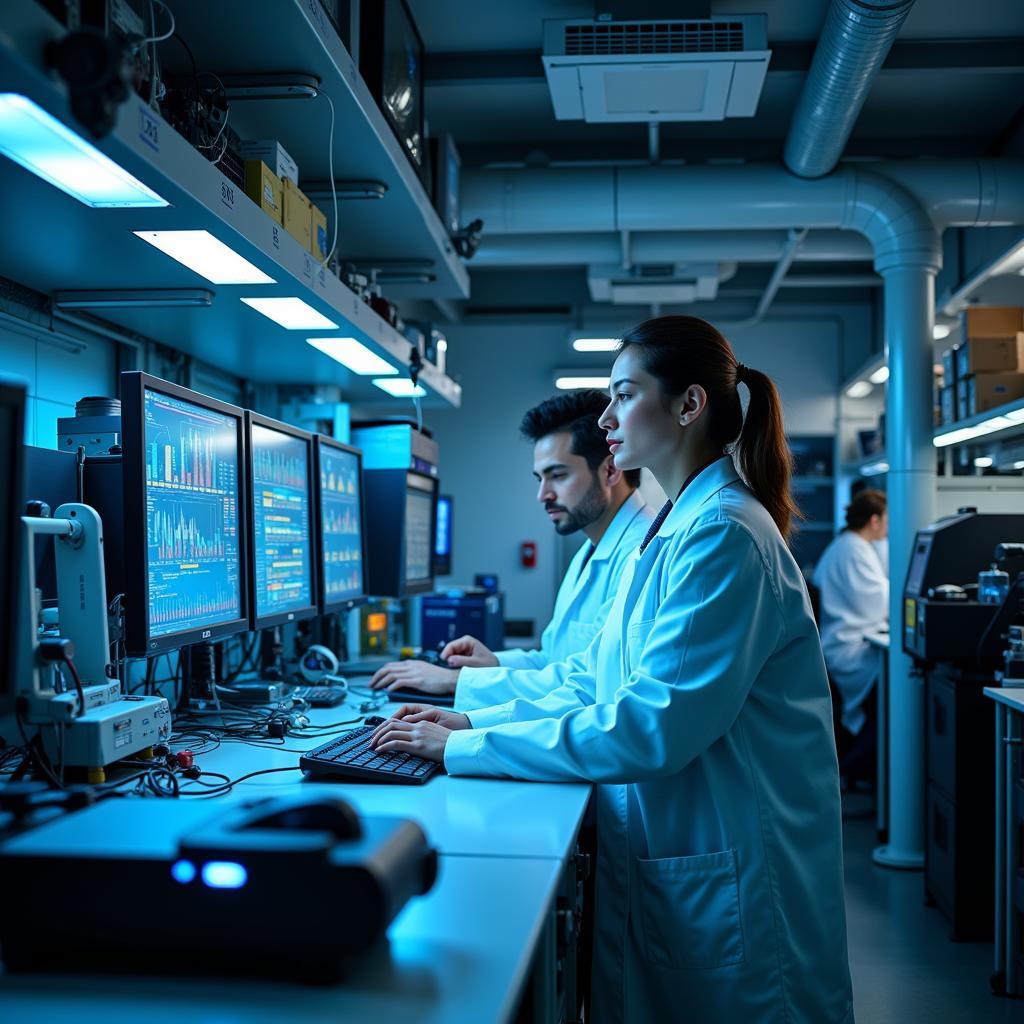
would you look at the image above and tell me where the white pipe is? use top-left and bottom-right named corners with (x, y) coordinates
top-left (472, 230), bottom-right (872, 268)
top-left (873, 265), bottom-right (936, 870)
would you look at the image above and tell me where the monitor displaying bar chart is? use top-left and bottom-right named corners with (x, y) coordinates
top-left (316, 437), bottom-right (366, 609)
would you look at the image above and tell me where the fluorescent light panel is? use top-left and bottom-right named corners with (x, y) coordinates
top-left (845, 380), bottom-right (873, 399)
top-left (974, 456), bottom-right (994, 468)
top-left (861, 460), bottom-right (889, 477)
top-left (572, 337), bottom-right (620, 352)
top-left (0, 93), bottom-right (167, 208)
top-left (133, 230), bottom-right (275, 285)
top-left (240, 296), bottom-right (338, 330)
top-left (869, 366), bottom-right (890, 385)
top-left (556, 375), bottom-right (611, 390)
top-left (933, 414), bottom-right (1018, 448)
top-left (307, 337), bottom-right (397, 375)
top-left (933, 324), bottom-right (951, 340)
top-left (372, 378), bottom-right (426, 397)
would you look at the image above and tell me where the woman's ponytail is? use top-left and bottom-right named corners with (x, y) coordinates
top-left (735, 366), bottom-right (802, 540)
top-left (619, 315), bottom-right (802, 540)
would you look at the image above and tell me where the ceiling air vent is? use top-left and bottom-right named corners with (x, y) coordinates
top-left (543, 15), bottom-right (770, 123)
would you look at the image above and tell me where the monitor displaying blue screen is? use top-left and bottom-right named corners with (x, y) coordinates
top-left (319, 444), bottom-right (364, 604)
top-left (251, 423), bottom-right (313, 620)
top-left (434, 493), bottom-right (452, 574)
top-left (143, 388), bottom-right (242, 639)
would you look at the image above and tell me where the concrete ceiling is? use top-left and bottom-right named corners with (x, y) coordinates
top-left (404, 0), bottom-right (1024, 321)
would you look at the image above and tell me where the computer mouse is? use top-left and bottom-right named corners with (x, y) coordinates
top-left (242, 797), bottom-right (362, 840)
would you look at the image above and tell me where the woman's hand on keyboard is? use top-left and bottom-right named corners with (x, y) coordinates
top-left (368, 660), bottom-right (459, 693)
top-left (367, 704), bottom-right (470, 760)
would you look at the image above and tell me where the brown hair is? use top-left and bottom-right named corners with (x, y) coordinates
top-left (619, 315), bottom-right (801, 539)
top-left (844, 489), bottom-right (887, 531)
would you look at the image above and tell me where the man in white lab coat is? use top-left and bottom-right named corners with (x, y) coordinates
top-left (370, 390), bottom-right (654, 701)
top-left (813, 489), bottom-right (889, 777)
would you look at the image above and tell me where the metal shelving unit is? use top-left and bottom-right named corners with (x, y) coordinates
top-left (0, 2), bottom-right (462, 408)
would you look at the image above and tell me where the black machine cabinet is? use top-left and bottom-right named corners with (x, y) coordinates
top-left (924, 664), bottom-right (995, 940)
top-left (903, 510), bottom-right (1024, 661)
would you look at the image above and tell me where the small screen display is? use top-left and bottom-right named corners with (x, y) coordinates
top-left (405, 477), bottom-right (434, 584)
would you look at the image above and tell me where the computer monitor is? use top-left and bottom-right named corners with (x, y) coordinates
top-left (314, 435), bottom-right (367, 611)
top-left (404, 472), bottom-right (437, 594)
top-left (361, 0), bottom-right (426, 178)
top-left (0, 375), bottom-right (27, 717)
top-left (120, 372), bottom-right (250, 656)
top-left (246, 413), bottom-right (318, 630)
top-left (434, 493), bottom-right (453, 577)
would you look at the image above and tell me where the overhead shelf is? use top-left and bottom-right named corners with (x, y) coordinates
top-left (165, 0), bottom-right (470, 301)
top-left (0, 3), bottom-right (461, 409)
top-left (932, 396), bottom-right (1024, 449)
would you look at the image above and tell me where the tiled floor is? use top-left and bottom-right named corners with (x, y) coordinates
top-left (842, 798), bottom-right (1021, 1022)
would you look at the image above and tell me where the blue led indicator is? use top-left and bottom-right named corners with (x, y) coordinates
top-left (171, 859), bottom-right (196, 884)
top-left (201, 861), bottom-right (248, 889)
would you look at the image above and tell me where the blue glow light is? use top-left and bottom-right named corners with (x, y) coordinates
top-left (0, 93), bottom-right (168, 208)
top-left (171, 859), bottom-right (197, 884)
top-left (201, 861), bottom-right (249, 889)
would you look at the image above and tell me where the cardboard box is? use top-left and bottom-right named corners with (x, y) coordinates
top-left (955, 333), bottom-right (1024, 377)
top-left (960, 306), bottom-right (1024, 339)
top-left (239, 139), bottom-right (299, 185)
top-left (243, 160), bottom-right (282, 223)
top-left (941, 346), bottom-right (958, 389)
top-left (939, 385), bottom-right (956, 425)
top-left (310, 202), bottom-right (329, 262)
top-left (966, 372), bottom-right (1024, 417)
top-left (282, 178), bottom-right (312, 251)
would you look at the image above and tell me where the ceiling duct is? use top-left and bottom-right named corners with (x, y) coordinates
top-left (542, 15), bottom-right (771, 123)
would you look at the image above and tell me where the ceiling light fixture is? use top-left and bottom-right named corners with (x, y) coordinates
top-left (845, 380), bottom-right (873, 399)
top-left (555, 375), bottom-right (611, 390)
top-left (0, 93), bottom-right (167, 207)
top-left (372, 378), bottom-right (426, 398)
top-left (571, 337), bottom-right (620, 352)
top-left (240, 297), bottom-right (338, 330)
top-left (133, 230), bottom-right (275, 285)
top-left (869, 366), bottom-right (890, 385)
top-left (307, 337), bottom-right (397, 375)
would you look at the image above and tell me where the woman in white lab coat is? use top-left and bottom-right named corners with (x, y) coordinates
top-left (813, 489), bottom-right (889, 758)
top-left (371, 315), bottom-right (854, 1024)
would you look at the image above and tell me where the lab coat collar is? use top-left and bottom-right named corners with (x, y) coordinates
top-left (658, 456), bottom-right (740, 539)
top-left (590, 490), bottom-right (648, 563)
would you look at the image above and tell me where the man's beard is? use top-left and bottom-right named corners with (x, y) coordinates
top-left (549, 476), bottom-right (608, 536)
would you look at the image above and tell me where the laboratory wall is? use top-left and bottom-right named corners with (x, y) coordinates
top-left (0, 318), bottom-right (116, 450)
top-left (429, 301), bottom-right (872, 629)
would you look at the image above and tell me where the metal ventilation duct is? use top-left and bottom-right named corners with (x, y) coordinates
top-left (784, 0), bottom-right (917, 179)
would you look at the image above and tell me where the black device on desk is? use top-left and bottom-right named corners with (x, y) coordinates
top-left (301, 717), bottom-right (442, 784)
top-left (0, 795), bottom-right (438, 982)
top-left (902, 508), bottom-right (1024, 662)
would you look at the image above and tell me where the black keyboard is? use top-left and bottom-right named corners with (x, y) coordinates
top-left (290, 685), bottom-right (347, 708)
top-left (300, 718), bottom-right (441, 785)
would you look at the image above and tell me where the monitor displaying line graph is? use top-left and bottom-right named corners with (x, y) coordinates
top-left (250, 422), bottom-right (313, 621)
top-left (143, 388), bottom-right (242, 639)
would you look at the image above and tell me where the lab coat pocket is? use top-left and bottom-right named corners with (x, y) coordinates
top-left (633, 848), bottom-right (745, 970)
top-left (566, 619), bottom-right (599, 653)
top-left (625, 617), bottom-right (655, 664)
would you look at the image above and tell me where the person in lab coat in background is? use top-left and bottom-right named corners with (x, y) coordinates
top-left (369, 389), bottom-right (653, 701)
top-left (813, 489), bottom-right (889, 778)
top-left (371, 315), bottom-right (854, 1024)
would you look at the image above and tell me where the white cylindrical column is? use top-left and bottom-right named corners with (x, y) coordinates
top-left (873, 264), bottom-right (937, 870)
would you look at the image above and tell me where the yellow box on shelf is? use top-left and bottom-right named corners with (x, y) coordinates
top-left (282, 178), bottom-right (312, 251)
top-left (243, 160), bottom-right (283, 224)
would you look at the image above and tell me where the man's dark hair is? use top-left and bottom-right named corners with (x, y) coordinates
top-left (519, 390), bottom-right (641, 488)
top-left (844, 489), bottom-right (887, 531)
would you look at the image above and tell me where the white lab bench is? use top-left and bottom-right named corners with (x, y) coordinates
top-left (0, 697), bottom-right (594, 1024)
top-left (984, 686), bottom-right (1024, 1000)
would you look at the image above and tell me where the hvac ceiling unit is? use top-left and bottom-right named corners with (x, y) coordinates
top-left (587, 262), bottom-right (726, 305)
top-left (542, 15), bottom-right (770, 123)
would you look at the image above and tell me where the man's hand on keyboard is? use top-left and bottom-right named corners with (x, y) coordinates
top-left (440, 635), bottom-right (499, 669)
top-left (368, 704), bottom-right (471, 762)
top-left (368, 660), bottom-right (459, 693)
